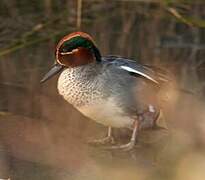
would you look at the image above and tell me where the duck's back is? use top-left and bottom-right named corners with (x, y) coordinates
top-left (58, 56), bottom-right (166, 128)
top-left (100, 57), bottom-right (161, 116)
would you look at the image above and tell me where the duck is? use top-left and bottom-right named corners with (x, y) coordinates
top-left (41, 32), bottom-right (169, 151)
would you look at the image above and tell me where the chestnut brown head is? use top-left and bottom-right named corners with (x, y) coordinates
top-left (41, 32), bottom-right (101, 83)
top-left (56, 32), bottom-right (101, 67)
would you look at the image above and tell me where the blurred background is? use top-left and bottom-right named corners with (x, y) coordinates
top-left (0, 0), bottom-right (205, 179)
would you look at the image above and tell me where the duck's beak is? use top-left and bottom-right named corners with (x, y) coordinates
top-left (40, 63), bottom-right (64, 83)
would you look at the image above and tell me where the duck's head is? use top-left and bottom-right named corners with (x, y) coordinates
top-left (41, 32), bottom-right (101, 83)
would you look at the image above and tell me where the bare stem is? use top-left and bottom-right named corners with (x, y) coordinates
top-left (77, 0), bottom-right (82, 30)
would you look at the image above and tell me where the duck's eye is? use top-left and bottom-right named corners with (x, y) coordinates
top-left (60, 42), bottom-right (74, 53)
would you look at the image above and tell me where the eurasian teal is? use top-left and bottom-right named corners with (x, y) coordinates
top-left (41, 32), bottom-right (168, 150)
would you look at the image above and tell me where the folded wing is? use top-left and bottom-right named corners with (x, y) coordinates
top-left (103, 55), bottom-right (170, 86)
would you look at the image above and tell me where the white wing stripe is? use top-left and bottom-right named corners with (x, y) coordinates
top-left (120, 65), bottom-right (159, 84)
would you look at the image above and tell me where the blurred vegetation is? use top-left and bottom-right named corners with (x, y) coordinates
top-left (0, 0), bottom-right (205, 180)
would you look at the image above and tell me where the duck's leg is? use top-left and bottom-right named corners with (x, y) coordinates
top-left (152, 110), bottom-right (167, 130)
top-left (152, 109), bottom-right (160, 127)
top-left (88, 126), bottom-right (115, 145)
top-left (103, 120), bottom-right (139, 151)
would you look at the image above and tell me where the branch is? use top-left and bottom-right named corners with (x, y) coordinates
top-left (77, 0), bottom-right (82, 30)
top-left (0, 29), bottom-right (74, 57)
top-left (166, 7), bottom-right (194, 27)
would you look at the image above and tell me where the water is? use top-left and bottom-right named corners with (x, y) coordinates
top-left (0, 0), bottom-right (205, 179)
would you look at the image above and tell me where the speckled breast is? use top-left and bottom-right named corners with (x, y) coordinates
top-left (57, 64), bottom-right (105, 107)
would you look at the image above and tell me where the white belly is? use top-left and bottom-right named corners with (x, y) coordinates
top-left (76, 98), bottom-right (134, 128)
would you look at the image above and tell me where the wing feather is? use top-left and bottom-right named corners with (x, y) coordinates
top-left (119, 65), bottom-right (159, 84)
top-left (103, 55), bottom-right (170, 85)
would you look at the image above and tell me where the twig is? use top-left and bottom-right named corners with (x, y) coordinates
top-left (77, 0), bottom-right (82, 30)
top-left (166, 7), bottom-right (194, 27)
top-left (0, 29), bottom-right (74, 57)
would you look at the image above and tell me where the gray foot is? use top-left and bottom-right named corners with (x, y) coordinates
top-left (102, 140), bottom-right (136, 151)
top-left (88, 136), bottom-right (115, 145)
